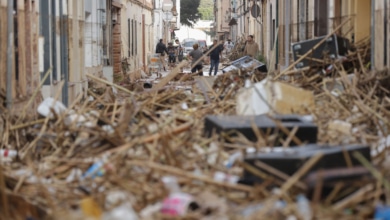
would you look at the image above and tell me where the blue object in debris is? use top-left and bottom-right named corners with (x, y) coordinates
top-left (374, 204), bottom-right (390, 220)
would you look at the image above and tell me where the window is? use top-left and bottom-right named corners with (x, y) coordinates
top-left (128, 19), bottom-right (131, 56)
top-left (314, 0), bottom-right (328, 36)
top-left (270, 4), bottom-right (273, 48)
top-left (135, 22), bottom-right (137, 55)
top-left (131, 19), bottom-right (134, 56)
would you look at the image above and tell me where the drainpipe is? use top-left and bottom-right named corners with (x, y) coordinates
top-left (275, 0), bottom-right (279, 69)
top-left (371, 0), bottom-right (375, 70)
top-left (384, 0), bottom-right (387, 66)
top-left (284, 0), bottom-right (290, 69)
top-left (6, 0), bottom-right (14, 110)
top-left (60, 0), bottom-right (69, 106)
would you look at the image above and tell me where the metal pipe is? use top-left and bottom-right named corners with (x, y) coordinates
top-left (284, 0), bottom-right (290, 69)
top-left (6, 0), bottom-right (14, 109)
top-left (384, 0), bottom-right (387, 66)
top-left (370, 0), bottom-right (375, 70)
top-left (275, 0), bottom-right (279, 68)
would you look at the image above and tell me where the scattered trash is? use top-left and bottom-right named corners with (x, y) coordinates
top-left (1, 33), bottom-right (388, 219)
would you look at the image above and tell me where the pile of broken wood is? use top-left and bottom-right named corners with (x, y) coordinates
top-left (0, 38), bottom-right (389, 220)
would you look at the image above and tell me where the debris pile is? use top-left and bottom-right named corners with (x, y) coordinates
top-left (1, 36), bottom-right (390, 220)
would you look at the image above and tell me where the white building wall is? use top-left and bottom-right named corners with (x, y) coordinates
top-left (154, 8), bottom-right (163, 44)
top-left (119, 0), bottom-right (154, 72)
top-left (265, 0), bottom-right (277, 61)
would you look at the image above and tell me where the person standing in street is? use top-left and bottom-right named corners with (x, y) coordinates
top-left (155, 39), bottom-right (168, 71)
top-left (167, 42), bottom-right (176, 69)
top-left (243, 35), bottom-right (259, 58)
top-left (187, 43), bottom-right (204, 76)
top-left (208, 39), bottom-right (223, 76)
top-left (175, 39), bottom-right (184, 63)
top-left (223, 39), bottom-right (234, 56)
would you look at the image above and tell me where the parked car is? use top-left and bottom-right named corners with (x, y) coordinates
top-left (182, 38), bottom-right (198, 56)
top-left (197, 40), bottom-right (207, 53)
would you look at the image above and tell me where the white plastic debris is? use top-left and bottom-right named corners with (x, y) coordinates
top-left (37, 97), bottom-right (67, 118)
top-left (102, 125), bottom-right (115, 134)
top-left (0, 149), bottom-right (17, 159)
top-left (181, 102), bottom-right (189, 110)
top-left (296, 194), bottom-right (312, 220)
top-left (64, 113), bottom-right (87, 126)
top-left (213, 171), bottom-right (239, 184)
top-left (140, 203), bottom-right (162, 219)
top-left (224, 151), bottom-right (243, 168)
top-left (328, 120), bottom-right (352, 134)
top-left (372, 135), bottom-right (390, 157)
top-left (103, 202), bottom-right (138, 220)
top-left (103, 191), bottom-right (138, 220)
top-left (162, 176), bottom-right (181, 194)
top-left (65, 168), bottom-right (83, 182)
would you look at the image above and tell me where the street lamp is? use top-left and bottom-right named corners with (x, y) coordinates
top-left (162, 0), bottom-right (173, 42)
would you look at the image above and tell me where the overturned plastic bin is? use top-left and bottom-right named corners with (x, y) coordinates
top-left (239, 144), bottom-right (371, 186)
top-left (204, 114), bottom-right (317, 146)
top-left (291, 34), bottom-right (350, 69)
top-left (222, 56), bottom-right (267, 73)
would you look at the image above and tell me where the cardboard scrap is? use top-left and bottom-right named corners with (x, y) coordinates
top-left (236, 79), bottom-right (315, 115)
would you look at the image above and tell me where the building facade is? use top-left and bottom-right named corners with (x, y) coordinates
top-left (215, 0), bottom-right (386, 72)
top-left (1, 0), bottom-right (174, 112)
top-left (214, 0), bottom-right (230, 41)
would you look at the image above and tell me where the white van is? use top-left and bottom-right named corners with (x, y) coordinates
top-left (182, 38), bottom-right (198, 56)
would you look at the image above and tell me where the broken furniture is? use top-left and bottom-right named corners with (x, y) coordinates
top-left (222, 56), bottom-right (268, 73)
top-left (204, 114), bottom-right (317, 146)
top-left (239, 144), bottom-right (371, 186)
top-left (291, 34), bottom-right (350, 69)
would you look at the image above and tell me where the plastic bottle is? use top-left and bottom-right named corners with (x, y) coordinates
top-left (296, 194), bottom-right (312, 220)
top-left (82, 156), bottom-right (109, 179)
top-left (161, 176), bottom-right (198, 216)
top-left (0, 149), bottom-right (17, 159)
